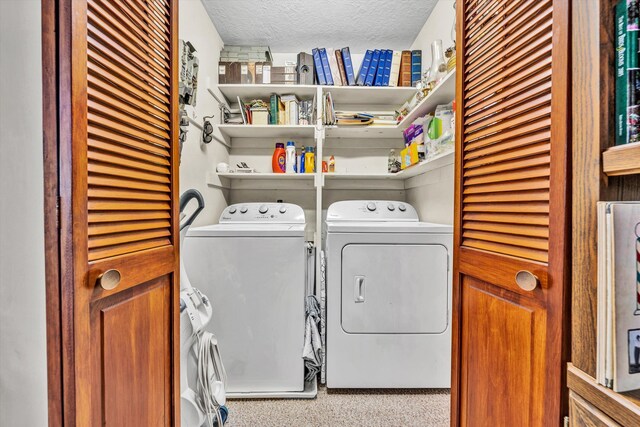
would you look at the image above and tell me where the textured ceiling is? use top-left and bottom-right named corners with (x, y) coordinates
top-left (200, 0), bottom-right (440, 53)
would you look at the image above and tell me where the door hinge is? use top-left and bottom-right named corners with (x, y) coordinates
top-left (563, 415), bottom-right (569, 427)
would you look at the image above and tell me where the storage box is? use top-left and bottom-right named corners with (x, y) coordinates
top-left (250, 108), bottom-right (269, 125)
top-left (400, 143), bottom-right (420, 169)
top-left (218, 61), bottom-right (241, 84)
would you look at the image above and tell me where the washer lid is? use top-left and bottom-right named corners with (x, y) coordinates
top-left (326, 221), bottom-right (453, 234)
top-left (187, 223), bottom-right (306, 237)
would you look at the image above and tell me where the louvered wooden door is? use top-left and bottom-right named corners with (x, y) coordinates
top-left (51, 0), bottom-right (179, 425)
top-left (451, 0), bottom-right (570, 425)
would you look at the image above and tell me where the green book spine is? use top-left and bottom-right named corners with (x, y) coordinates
top-left (616, 0), bottom-right (640, 145)
top-left (269, 94), bottom-right (279, 125)
top-left (616, 0), bottom-right (627, 145)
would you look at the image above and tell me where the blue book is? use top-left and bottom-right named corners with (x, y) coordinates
top-left (382, 50), bottom-right (392, 86)
top-left (357, 50), bottom-right (373, 85)
top-left (319, 48), bottom-right (334, 85)
top-left (312, 48), bottom-right (326, 85)
top-left (374, 50), bottom-right (387, 86)
top-left (411, 50), bottom-right (422, 87)
top-left (365, 49), bottom-right (381, 86)
top-left (341, 47), bottom-right (356, 86)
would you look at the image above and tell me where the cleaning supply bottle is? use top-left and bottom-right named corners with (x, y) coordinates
top-left (299, 145), bottom-right (306, 173)
top-left (285, 141), bottom-right (296, 174)
top-left (272, 142), bottom-right (286, 173)
top-left (305, 146), bottom-right (315, 173)
top-left (329, 155), bottom-right (335, 172)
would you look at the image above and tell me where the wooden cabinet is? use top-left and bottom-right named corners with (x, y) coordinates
top-left (570, 0), bottom-right (640, 426)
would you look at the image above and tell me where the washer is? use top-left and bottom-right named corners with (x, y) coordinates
top-left (183, 203), bottom-right (307, 397)
top-left (325, 200), bottom-right (453, 388)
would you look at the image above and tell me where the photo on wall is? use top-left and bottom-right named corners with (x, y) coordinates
top-left (628, 328), bottom-right (640, 374)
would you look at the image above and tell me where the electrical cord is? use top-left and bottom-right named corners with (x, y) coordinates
top-left (196, 330), bottom-right (227, 427)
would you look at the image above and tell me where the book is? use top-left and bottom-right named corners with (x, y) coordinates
top-left (335, 49), bottom-right (348, 87)
top-left (319, 48), bottom-right (334, 85)
top-left (374, 50), bottom-right (387, 86)
top-left (411, 50), bottom-right (422, 86)
top-left (281, 94), bottom-right (299, 125)
top-left (327, 48), bottom-right (343, 85)
top-left (597, 201), bottom-right (640, 392)
top-left (269, 94), bottom-right (279, 125)
top-left (389, 51), bottom-right (402, 87)
top-left (341, 47), bottom-right (356, 86)
top-left (238, 96), bottom-right (247, 124)
top-left (365, 49), bottom-right (381, 86)
top-left (312, 48), bottom-right (327, 85)
top-left (357, 50), bottom-right (373, 85)
top-left (382, 49), bottom-right (392, 86)
top-left (400, 50), bottom-right (412, 86)
top-left (297, 52), bottom-right (315, 85)
top-left (615, 0), bottom-right (640, 145)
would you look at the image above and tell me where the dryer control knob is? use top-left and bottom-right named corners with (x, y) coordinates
top-left (387, 203), bottom-right (395, 211)
top-left (398, 203), bottom-right (407, 212)
top-left (279, 206), bottom-right (287, 214)
top-left (228, 207), bottom-right (237, 214)
top-left (240, 206), bottom-right (248, 214)
top-left (259, 205), bottom-right (269, 214)
top-left (366, 202), bottom-right (377, 212)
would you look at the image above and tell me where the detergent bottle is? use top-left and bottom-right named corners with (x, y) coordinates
top-left (305, 146), bottom-right (315, 173)
top-left (272, 142), bottom-right (286, 173)
top-left (285, 141), bottom-right (296, 174)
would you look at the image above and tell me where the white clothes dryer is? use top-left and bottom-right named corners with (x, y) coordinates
top-left (324, 200), bottom-right (453, 388)
top-left (183, 203), bottom-right (308, 398)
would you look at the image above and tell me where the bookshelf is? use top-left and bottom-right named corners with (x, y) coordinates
top-left (397, 71), bottom-right (456, 130)
top-left (571, 1), bottom-right (640, 424)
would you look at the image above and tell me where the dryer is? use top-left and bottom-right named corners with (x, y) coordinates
top-left (324, 200), bottom-right (453, 388)
top-left (183, 203), bottom-right (308, 397)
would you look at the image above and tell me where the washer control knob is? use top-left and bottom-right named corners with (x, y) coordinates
top-left (279, 206), bottom-right (287, 214)
top-left (228, 206), bottom-right (237, 214)
top-left (398, 203), bottom-right (407, 212)
top-left (387, 203), bottom-right (395, 211)
top-left (240, 206), bottom-right (248, 214)
top-left (366, 202), bottom-right (377, 212)
top-left (259, 205), bottom-right (269, 214)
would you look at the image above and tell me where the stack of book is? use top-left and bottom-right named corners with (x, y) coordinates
top-left (235, 95), bottom-right (314, 126)
top-left (596, 201), bottom-right (640, 393)
top-left (311, 48), bottom-right (421, 87)
top-left (615, 0), bottom-right (640, 146)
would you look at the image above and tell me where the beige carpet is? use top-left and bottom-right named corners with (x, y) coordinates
top-left (224, 386), bottom-right (450, 427)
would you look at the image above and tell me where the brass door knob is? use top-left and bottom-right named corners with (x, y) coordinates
top-left (515, 270), bottom-right (539, 291)
top-left (97, 269), bottom-right (121, 290)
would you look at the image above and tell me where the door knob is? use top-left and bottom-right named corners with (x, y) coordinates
top-left (97, 269), bottom-right (121, 291)
top-left (515, 270), bottom-right (539, 291)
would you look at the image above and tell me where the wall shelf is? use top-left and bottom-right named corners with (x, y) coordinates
top-left (568, 364), bottom-right (640, 426)
top-left (218, 124), bottom-right (316, 139)
top-left (206, 171), bottom-right (315, 190)
top-left (218, 84), bottom-right (318, 103)
top-left (602, 142), bottom-right (640, 176)
top-left (397, 71), bottom-right (456, 130)
top-left (324, 125), bottom-right (401, 139)
top-left (326, 85), bottom-right (417, 105)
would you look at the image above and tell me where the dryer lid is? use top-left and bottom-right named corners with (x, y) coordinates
top-left (326, 200), bottom-right (419, 222)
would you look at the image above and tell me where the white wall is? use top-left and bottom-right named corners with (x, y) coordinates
top-left (179, 0), bottom-right (229, 226)
top-left (406, 0), bottom-right (456, 224)
top-left (0, 0), bottom-right (48, 425)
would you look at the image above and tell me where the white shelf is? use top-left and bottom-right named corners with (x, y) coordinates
top-left (218, 84), bottom-right (318, 102)
top-left (206, 171), bottom-right (315, 190)
top-left (326, 85), bottom-right (417, 105)
top-left (218, 124), bottom-right (316, 139)
top-left (324, 125), bottom-right (401, 139)
top-left (322, 150), bottom-right (455, 189)
top-left (398, 71), bottom-right (456, 130)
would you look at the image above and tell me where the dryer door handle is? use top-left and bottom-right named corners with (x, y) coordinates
top-left (354, 276), bottom-right (365, 303)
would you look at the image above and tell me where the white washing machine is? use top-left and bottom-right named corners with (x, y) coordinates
top-left (183, 203), bottom-right (308, 397)
top-left (324, 200), bottom-right (453, 388)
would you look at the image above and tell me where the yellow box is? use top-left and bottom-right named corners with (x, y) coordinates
top-left (400, 143), bottom-right (420, 170)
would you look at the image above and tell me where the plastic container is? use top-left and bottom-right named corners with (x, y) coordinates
top-left (305, 146), bottom-right (315, 173)
top-left (329, 155), bottom-right (335, 172)
top-left (299, 146), bottom-right (305, 173)
top-left (272, 143), bottom-right (286, 173)
top-left (285, 141), bottom-right (296, 174)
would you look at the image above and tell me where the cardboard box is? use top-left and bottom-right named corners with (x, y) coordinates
top-left (400, 143), bottom-right (420, 169)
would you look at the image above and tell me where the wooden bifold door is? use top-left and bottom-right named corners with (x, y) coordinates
top-left (43, 0), bottom-right (180, 425)
top-left (451, 0), bottom-right (570, 425)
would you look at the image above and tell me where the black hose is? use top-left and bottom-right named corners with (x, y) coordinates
top-left (180, 189), bottom-right (205, 230)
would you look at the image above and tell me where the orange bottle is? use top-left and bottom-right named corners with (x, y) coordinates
top-left (272, 143), bottom-right (286, 173)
